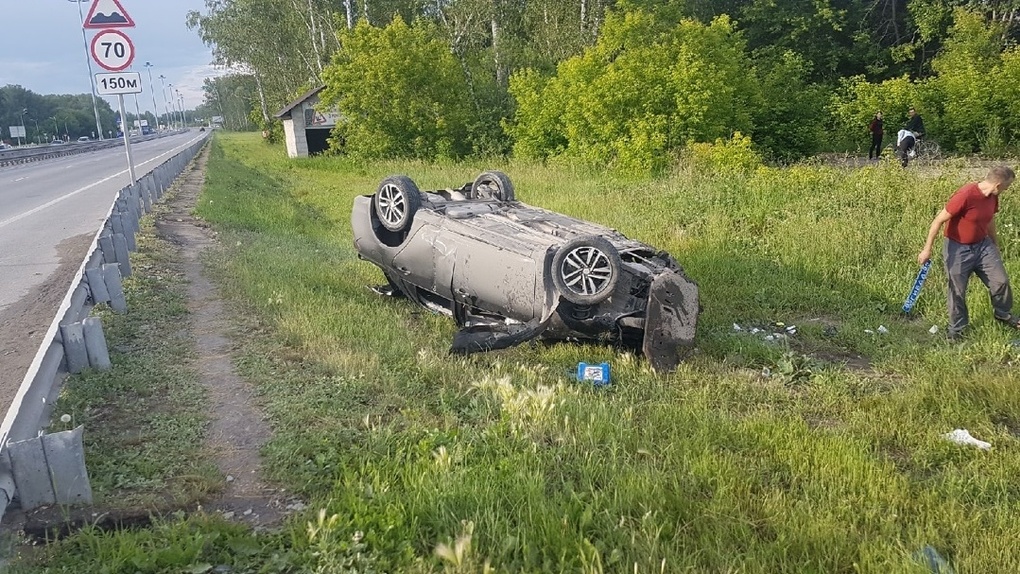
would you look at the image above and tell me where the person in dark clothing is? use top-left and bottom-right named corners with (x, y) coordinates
top-left (904, 107), bottom-right (925, 136)
top-left (897, 107), bottom-right (927, 167)
top-left (868, 111), bottom-right (884, 159)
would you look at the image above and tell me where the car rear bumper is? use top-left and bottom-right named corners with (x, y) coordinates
top-left (641, 270), bottom-right (699, 372)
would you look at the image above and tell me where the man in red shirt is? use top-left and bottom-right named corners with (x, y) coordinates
top-left (918, 166), bottom-right (1017, 339)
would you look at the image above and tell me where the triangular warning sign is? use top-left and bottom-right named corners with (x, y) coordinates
top-left (83, 0), bottom-right (135, 29)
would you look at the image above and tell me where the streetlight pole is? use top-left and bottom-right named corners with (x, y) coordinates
top-left (177, 90), bottom-right (185, 128)
top-left (167, 81), bottom-right (176, 129)
top-left (158, 75), bottom-right (170, 129)
top-left (31, 118), bottom-right (40, 144)
top-left (68, 0), bottom-right (104, 141)
top-left (17, 108), bottom-right (25, 146)
top-left (144, 62), bottom-right (159, 129)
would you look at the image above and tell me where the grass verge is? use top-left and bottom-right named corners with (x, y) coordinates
top-left (12, 134), bottom-right (1020, 572)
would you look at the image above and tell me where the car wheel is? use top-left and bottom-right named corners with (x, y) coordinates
top-left (470, 170), bottom-right (515, 201)
top-left (552, 236), bottom-right (621, 305)
top-left (375, 175), bottom-right (422, 233)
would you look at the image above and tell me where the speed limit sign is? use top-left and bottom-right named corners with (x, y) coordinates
top-left (90, 29), bottom-right (135, 71)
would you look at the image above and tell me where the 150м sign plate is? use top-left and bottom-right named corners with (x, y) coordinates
top-left (95, 72), bottom-right (142, 95)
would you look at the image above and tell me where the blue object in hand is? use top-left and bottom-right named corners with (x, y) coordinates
top-left (577, 362), bottom-right (610, 386)
top-left (902, 259), bottom-right (932, 313)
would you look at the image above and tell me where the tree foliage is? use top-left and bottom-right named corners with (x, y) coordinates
top-left (175, 0), bottom-right (1020, 168)
top-left (508, 12), bottom-right (757, 173)
top-left (319, 18), bottom-right (475, 159)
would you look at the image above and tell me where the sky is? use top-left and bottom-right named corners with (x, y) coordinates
top-left (0, 0), bottom-right (223, 115)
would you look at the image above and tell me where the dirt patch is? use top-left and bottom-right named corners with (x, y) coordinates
top-left (0, 234), bottom-right (93, 415)
top-left (152, 149), bottom-right (291, 530)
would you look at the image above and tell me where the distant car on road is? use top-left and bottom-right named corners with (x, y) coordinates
top-left (352, 171), bottom-right (700, 372)
top-left (50, 139), bottom-right (64, 145)
top-left (77, 136), bottom-right (90, 143)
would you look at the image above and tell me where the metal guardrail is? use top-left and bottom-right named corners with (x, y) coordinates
top-left (0, 135), bottom-right (209, 521)
top-left (0, 131), bottom-right (184, 168)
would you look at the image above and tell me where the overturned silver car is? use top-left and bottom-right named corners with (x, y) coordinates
top-left (351, 171), bottom-right (699, 372)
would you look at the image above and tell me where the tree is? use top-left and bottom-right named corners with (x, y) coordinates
top-left (319, 18), bottom-right (476, 159)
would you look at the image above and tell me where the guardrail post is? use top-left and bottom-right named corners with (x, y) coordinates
top-left (6, 427), bottom-right (92, 511)
top-left (112, 233), bottom-right (132, 277)
top-left (112, 199), bottom-right (138, 251)
top-left (7, 438), bottom-right (55, 508)
top-left (59, 322), bottom-right (89, 374)
top-left (85, 266), bottom-right (111, 305)
top-left (141, 177), bottom-right (153, 213)
top-left (99, 231), bottom-right (115, 265)
top-left (102, 263), bottom-right (127, 313)
top-left (83, 318), bottom-right (111, 371)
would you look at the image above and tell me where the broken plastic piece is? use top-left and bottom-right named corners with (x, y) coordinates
top-left (912, 545), bottom-right (955, 574)
top-left (943, 428), bottom-right (991, 450)
top-left (929, 325), bottom-right (939, 334)
top-left (877, 325), bottom-right (889, 334)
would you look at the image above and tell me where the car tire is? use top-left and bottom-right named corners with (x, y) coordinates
top-left (375, 175), bottom-right (422, 233)
top-left (470, 170), bottom-right (515, 201)
top-left (552, 236), bottom-right (621, 306)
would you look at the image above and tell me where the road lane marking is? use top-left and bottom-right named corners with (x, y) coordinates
top-left (0, 136), bottom-right (204, 231)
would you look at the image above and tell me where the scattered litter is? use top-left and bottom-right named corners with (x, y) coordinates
top-left (286, 501), bottom-right (307, 512)
top-left (734, 320), bottom-right (797, 343)
top-left (243, 508), bottom-right (253, 516)
top-left (226, 475), bottom-right (235, 483)
top-left (761, 367), bottom-right (771, 378)
top-left (864, 329), bottom-right (875, 334)
top-left (912, 545), bottom-right (955, 574)
top-left (823, 325), bottom-right (838, 338)
top-left (877, 325), bottom-right (889, 334)
top-left (929, 325), bottom-right (939, 334)
top-left (221, 511), bottom-right (235, 520)
top-left (943, 428), bottom-right (991, 450)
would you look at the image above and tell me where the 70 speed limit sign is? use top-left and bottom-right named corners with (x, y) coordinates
top-left (90, 29), bottom-right (135, 71)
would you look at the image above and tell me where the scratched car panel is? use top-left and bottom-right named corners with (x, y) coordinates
top-left (351, 171), bottom-right (700, 372)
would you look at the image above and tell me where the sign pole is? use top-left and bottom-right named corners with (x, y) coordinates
top-left (117, 94), bottom-right (137, 184)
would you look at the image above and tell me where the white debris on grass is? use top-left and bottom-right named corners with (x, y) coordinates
top-left (877, 325), bottom-right (889, 334)
top-left (929, 325), bottom-right (939, 334)
top-left (733, 323), bottom-right (742, 331)
top-left (943, 428), bottom-right (991, 450)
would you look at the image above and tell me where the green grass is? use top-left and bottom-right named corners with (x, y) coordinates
top-left (13, 134), bottom-right (1020, 572)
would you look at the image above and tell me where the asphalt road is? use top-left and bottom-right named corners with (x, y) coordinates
top-left (0, 130), bottom-right (207, 417)
top-left (0, 131), bottom-right (205, 312)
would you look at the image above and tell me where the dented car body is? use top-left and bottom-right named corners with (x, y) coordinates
top-left (351, 171), bottom-right (699, 372)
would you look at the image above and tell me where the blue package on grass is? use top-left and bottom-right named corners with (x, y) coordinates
top-left (577, 362), bottom-right (610, 386)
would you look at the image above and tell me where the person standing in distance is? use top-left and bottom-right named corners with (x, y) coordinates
top-left (897, 107), bottom-right (927, 167)
top-left (868, 111), bottom-right (884, 160)
top-left (918, 166), bottom-right (1019, 339)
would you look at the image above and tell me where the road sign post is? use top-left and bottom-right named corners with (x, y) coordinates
top-left (114, 94), bottom-right (137, 184)
top-left (86, 0), bottom-right (139, 185)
